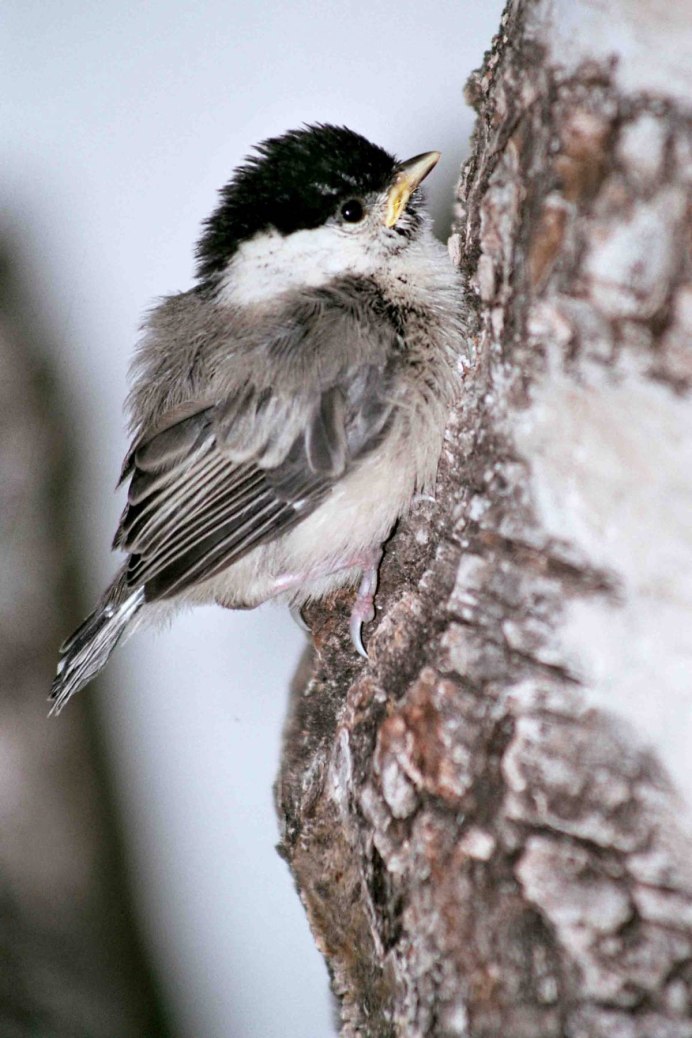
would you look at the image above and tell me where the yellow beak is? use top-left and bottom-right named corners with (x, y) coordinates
top-left (384, 150), bottom-right (441, 228)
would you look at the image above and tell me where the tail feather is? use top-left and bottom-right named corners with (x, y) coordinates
top-left (50, 588), bottom-right (145, 715)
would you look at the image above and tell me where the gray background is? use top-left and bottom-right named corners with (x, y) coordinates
top-left (2, 2), bottom-right (504, 1035)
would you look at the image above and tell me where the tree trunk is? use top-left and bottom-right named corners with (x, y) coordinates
top-left (275, 1), bottom-right (692, 1035)
top-left (0, 239), bottom-right (168, 1037)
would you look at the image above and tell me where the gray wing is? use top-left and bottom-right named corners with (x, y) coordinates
top-left (114, 363), bottom-right (396, 603)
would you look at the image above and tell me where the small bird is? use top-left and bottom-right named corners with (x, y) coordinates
top-left (51, 124), bottom-right (463, 714)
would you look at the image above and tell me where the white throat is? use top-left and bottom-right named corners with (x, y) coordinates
top-left (217, 225), bottom-right (377, 307)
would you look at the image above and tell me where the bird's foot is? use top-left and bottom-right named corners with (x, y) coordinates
top-left (272, 545), bottom-right (384, 657)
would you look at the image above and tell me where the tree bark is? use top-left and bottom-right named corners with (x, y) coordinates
top-left (276, 1), bottom-right (692, 1035)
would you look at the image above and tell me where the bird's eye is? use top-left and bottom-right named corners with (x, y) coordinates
top-left (340, 199), bottom-right (365, 223)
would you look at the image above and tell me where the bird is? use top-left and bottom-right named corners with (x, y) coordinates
top-left (50, 123), bottom-right (464, 714)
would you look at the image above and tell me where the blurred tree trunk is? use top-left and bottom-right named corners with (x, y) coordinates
top-left (276, 0), bottom-right (692, 1035)
top-left (0, 241), bottom-right (168, 1036)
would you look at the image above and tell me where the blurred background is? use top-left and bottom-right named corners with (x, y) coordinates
top-left (1, 1), bottom-right (504, 1035)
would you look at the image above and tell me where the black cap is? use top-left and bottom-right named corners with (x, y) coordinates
top-left (195, 124), bottom-right (397, 285)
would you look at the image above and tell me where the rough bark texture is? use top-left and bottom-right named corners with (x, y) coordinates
top-left (276, 1), bottom-right (692, 1035)
top-left (0, 240), bottom-right (168, 1036)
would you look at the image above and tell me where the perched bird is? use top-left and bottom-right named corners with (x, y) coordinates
top-left (51, 124), bottom-right (463, 714)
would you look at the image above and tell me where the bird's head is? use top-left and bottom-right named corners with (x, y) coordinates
top-left (195, 124), bottom-right (440, 302)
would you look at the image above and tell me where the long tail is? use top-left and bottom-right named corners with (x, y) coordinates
top-left (50, 587), bottom-right (145, 715)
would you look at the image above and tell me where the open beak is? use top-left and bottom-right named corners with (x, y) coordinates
top-left (384, 150), bottom-right (441, 228)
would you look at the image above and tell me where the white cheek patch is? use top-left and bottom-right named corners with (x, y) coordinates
top-left (218, 225), bottom-right (377, 306)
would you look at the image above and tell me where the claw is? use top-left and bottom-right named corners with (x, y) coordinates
top-left (350, 595), bottom-right (375, 657)
top-left (350, 612), bottom-right (368, 658)
top-left (348, 547), bottom-right (383, 659)
top-left (290, 604), bottom-right (309, 632)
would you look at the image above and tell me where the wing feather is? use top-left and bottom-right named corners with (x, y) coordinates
top-left (140, 496), bottom-right (297, 600)
top-left (122, 452), bottom-right (253, 550)
top-left (127, 472), bottom-right (273, 583)
top-left (116, 406), bottom-right (331, 601)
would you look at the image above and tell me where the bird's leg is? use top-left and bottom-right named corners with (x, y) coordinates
top-left (270, 546), bottom-right (384, 656)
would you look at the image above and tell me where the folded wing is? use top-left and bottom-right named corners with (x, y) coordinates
top-left (114, 364), bottom-right (396, 603)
